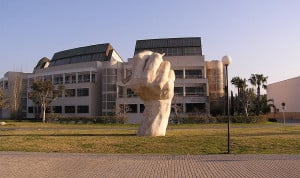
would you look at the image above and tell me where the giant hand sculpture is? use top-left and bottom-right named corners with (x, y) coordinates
top-left (127, 51), bottom-right (175, 136)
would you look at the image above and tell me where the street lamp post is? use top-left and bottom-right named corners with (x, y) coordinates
top-left (222, 55), bottom-right (232, 154)
top-left (281, 102), bottom-right (286, 125)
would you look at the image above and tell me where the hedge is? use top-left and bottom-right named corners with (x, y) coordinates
top-left (46, 113), bottom-right (127, 124)
top-left (170, 115), bottom-right (268, 124)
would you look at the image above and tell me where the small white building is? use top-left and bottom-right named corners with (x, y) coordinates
top-left (267, 76), bottom-right (300, 121)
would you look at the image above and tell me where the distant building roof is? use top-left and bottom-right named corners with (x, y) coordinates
top-left (33, 57), bottom-right (50, 73)
top-left (49, 43), bottom-right (114, 67)
top-left (134, 37), bottom-right (202, 56)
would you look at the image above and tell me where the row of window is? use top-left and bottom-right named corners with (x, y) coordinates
top-left (174, 69), bottom-right (203, 79)
top-left (119, 103), bottom-right (205, 113)
top-left (119, 86), bottom-right (206, 98)
top-left (29, 73), bottom-right (96, 86)
top-left (135, 47), bottom-right (202, 56)
top-left (49, 53), bottom-right (106, 67)
top-left (174, 87), bottom-right (206, 96)
top-left (53, 88), bottom-right (89, 97)
top-left (28, 105), bottom-right (89, 114)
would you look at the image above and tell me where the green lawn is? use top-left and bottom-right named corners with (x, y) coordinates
top-left (0, 121), bottom-right (299, 154)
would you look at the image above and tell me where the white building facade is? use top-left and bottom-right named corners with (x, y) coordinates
top-left (267, 76), bottom-right (300, 121)
top-left (0, 43), bottom-right (123, 119)
top-left (1, 38), bottom-right (228, 123)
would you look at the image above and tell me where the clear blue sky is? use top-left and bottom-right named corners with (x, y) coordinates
top-left (1, 0), bottom-right (300, 91)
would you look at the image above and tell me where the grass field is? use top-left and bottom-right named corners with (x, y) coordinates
top-left (0, 121), bottom-right (299, 154)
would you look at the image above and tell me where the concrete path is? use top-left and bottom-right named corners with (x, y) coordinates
top-left (0, 152), bottom-right (299, 178)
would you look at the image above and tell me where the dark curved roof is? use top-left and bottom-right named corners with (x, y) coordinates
top-left (134, 37), bottom-right (202, 56)
top-left (49, 43), bottom-right (113, 67)
top-left (33, 57), bottom-right (50, 72)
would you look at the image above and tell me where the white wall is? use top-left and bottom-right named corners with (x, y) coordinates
top-left (267, 76), bottom-right (300, 112)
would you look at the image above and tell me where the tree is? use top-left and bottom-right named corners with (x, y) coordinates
top-left (248, 74), bottom-right (268, 115)
top-left (29, 80), bottom-right (64, 123)
top-left (10, 73), bottom-right (23, 119)
top-left (0, 88), bottom-right (8, 109)
top-left (239, 88), bottom-right (256, 116)
top-left (231, 77), bottom-right (247, 96)
top-left (231, 76), bottom-right (247, 115)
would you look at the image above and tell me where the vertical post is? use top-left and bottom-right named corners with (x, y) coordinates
top-left (222, 55), bottom-right (232, 154)
top-left (225, 65), bottom-right (230, 154)
top-left (281, 102), bottom-right (286, 125)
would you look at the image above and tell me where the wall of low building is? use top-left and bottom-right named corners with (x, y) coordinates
top-left (267, 112), bottom-right (300, 122)
top-left (267, 77), bottom-right (300, 113)
top-left (267, 76), bottom-right (300, 121)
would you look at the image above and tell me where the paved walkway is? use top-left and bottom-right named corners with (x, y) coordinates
top-left (0, 152), bottom-right (299, 178)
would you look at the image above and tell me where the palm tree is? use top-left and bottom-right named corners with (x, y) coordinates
top-left (231, 76), bottom-right (247, 115)
top-left (248, 74), bottom-right (268, 115)
top-left (231, 77), bottom-right (247, 96)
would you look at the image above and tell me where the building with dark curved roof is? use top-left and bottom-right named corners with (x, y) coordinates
top-left (117, 37), bottom-right (211, 123)
top-left (1, 38), bottom-right (229, 123)
top-left (27, 43), bottom-right (124, 119)
top-left (49, 43), bottom-right (114, 67)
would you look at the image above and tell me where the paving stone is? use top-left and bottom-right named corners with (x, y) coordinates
top-left (0, 152), bottom-right (299, 178)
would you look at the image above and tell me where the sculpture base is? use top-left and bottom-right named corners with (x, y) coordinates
top-left (137, 100), bottom-right (171, 136)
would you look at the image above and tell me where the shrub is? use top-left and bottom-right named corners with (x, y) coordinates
top-left (215, 115), bottom-right (268, 123)
top-left (170, 115), bottom-right (267, 124)
top-left (47, 115), bottom-right (127, 124)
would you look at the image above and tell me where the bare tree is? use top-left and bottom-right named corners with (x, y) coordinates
top-left (117, 104), bottom-right (130, 117)
top-left (171, 95), bottom-right (183, 124)
top-left (29, 80), bottom-right (64, 123)
top-left (239, 88), bottom-right (255, 117)
top-left (9, 74), bottom-right (23, 119)
top-left (0, 88), bottom-right (8, 109)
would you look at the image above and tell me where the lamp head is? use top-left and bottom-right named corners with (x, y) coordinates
top-left (222, 55), bottom-right (232, 66)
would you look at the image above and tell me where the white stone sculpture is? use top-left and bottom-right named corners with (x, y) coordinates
top-left (126, 51), bottom-right (175, 136)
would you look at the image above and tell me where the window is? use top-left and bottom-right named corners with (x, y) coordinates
top-left (183, 47), bottom-right (202, 56)
top-left (127, 88), bottom-right (136, 97)
top-left (53, 106), bottom-right (62, 113)
top-left (174, 70), bottom-right (183, 78)
top-left (185, 87), bottom-right (204, 96)
top-left (65, 76), bottom-right (70, 84)
top-left (65, 74), bottom-right (76, 84)
top-left (140, 104), bottom-right (145, 113)
top-left (53, 90), bottom-right (62, 97)
top-left (54, 58), bottom-right (70, 66)
top-left (28, 107), bottom-right (34, 113)
top-left (77, 88), bottom-right (89, 96)
top-left (78, 74), bottom-right (83, 83)
top-left (185, 69), bottom-right (202, 79)
top-left (91, 74), bottom-right (96, 83)
top-left (65, 89), bottom-right (75, 97)
top-left (78, 73), bottom-right (90, 83)
top-left (106, 102), bottom-right (116, 110)
top-left (127, 104), bottom-right (137, 113)
top-left (174, 87), bottom-right (183, 96)
top-left (106, 93), bottom-right (116, 101)
top-left (186, 103), bottom-right (206, 113)
top-left (106, 76), bottom-right (117, 83)
top-left (65, 106), bottom-right (75, 113)
top-left (77, 105), bottom-right (89, 113)
top-left (54, 75), bottom-right (63, 84)
top-left (83, 74), bottom-right (90, 82)
top-left (106, 84), bottom-right (116, 92)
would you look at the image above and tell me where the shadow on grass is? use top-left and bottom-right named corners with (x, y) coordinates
top-left (1, 133), bottom-right (137, 137)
